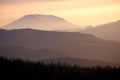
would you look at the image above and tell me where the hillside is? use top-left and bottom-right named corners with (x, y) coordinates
top-left (0, 46), bottom-right (65, 60)
top-left (81, 20), bottom-right (120, 41)
top-left (44, 57), bottom-right (118, 67)
top-left (0, 29), bottom-right (120, 63)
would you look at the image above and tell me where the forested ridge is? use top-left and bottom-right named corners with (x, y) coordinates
top-left (0, 57), bottom-right (120, 80)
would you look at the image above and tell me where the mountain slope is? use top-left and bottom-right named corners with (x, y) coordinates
top-left (0, 29), bottom-right (120, 63)
top-left (44, 57), bottom-right (118, 67)
top-left (1, 14), bottom-right (80, 31)
top-left (0, 46), bottom-right (65, 60)
top-left (81, 20), bottom-right (120, 41)
top-left (0, 46), bottom-right (118, 67)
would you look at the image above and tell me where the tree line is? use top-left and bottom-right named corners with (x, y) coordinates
top-left (0, 56), bottom-right (120, 80)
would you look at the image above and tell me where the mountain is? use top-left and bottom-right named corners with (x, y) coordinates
top-left (1, 14), bottom-right (80, 31)
top-left (81, 20), bottom-right (120, 41)
top-left (0, 29), bottom-right (120, 64)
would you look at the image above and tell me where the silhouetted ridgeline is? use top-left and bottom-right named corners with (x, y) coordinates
top-left (1, 29), bottom-right (120, 63)
top-left (0, 57), bottom-right (120, 80)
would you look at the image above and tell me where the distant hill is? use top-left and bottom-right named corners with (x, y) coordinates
top-left (1, 14), bottom-right (80, 31)
top-left (0, 29), bottom-right (120, 64)
top-left (0, 46), bottom-right (65, 61)
top-left (0, 46), bottom-right (118, 67)
top-left (44, 57), bottom-right (118, 67)
top-left (81, 20), bottom-right (120, 41)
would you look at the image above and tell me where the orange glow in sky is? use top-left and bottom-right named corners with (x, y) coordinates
top-left (0, 0), bottom-right (120, 28)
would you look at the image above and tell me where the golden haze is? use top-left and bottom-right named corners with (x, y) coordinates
top-left (0, 0), bottom-right (120, 28)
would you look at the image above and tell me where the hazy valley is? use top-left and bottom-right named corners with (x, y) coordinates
top-left (0, 14), bottom-right (120, 67)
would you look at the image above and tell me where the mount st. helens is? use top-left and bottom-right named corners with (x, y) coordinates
top-left (1, 14), bottom-right (81, 31)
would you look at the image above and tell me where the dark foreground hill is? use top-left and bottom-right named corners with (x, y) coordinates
top-left (0, 29), bottom-right (120, 63)
top-left (0, 57), bottom-right (120, 80)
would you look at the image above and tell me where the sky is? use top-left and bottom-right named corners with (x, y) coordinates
top-left (0, 0), bottom-right (120, 28)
